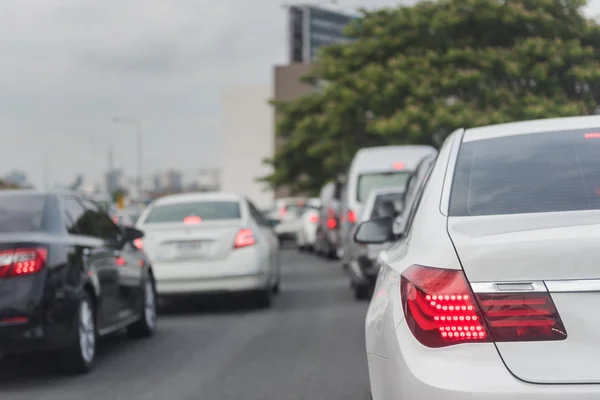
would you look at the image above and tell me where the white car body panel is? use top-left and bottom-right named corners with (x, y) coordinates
top-left (366, 117), bottom-right (600, 398)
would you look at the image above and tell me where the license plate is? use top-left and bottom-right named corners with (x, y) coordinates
top-left (176, 241), bottom-right (204, 257)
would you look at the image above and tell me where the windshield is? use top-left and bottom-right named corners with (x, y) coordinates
top-left (357, 172), bottom-right (411, 202)
top-left (449, 128), bottom-right (600, 216)
top-left (142, 201), bottom-right (241, 224)
top-left (0, 194), bottom-right (46, 233)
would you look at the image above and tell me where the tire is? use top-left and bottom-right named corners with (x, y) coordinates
top-left (272, 279), bottom-right (280, 294)
top-left (354, 282), bottom-right (371, 301)
top-left (127, 277), bottom-right (157, 339)
top-left (60, 292), bottom-right (97, 374)
top-left (297, 245), bottom-right (305, 252)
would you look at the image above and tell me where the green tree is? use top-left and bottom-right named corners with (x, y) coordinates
top-left (263, 0), bottom-right (600, 194)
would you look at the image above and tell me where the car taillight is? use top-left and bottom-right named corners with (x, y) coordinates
top-left (279, 206), bottom-right (287, 218)
top-left (326, 208), bottom-right (337, 229)
top-left (401, 265), bottom-right (567, 348)
top-left (234, 229), bottom-right (255, 248)
top-left (309, 213), bottom-right (319, 223)
top-left (347, 210), bottom-right (356, 224)
top-left (0, 248), bottom-right (48, 278)
top-left (133, 238), bottom-right (143, 249)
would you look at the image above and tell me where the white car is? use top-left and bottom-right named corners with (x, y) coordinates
top-left (296, 198), bottom-right (321, 252)
top-left (356, 116), bottom-right (600, 399)
top-left (135, 192), bottom-right (280, 307)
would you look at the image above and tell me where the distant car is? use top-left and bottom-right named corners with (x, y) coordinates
top-left (0, 190), bottom-right (156, 373)
top-left (347, 187), bottom-right (405, 299)
top-left (135, 192), bottom-right (281, 307)
top-left (339, 145), bottom-right (438, 267)
top-left (314, 181), bottom-right (343, 259)
top-left (266, 197), bottom-right (308, 244)
top-left (296, 198), bottom-right (321, 252)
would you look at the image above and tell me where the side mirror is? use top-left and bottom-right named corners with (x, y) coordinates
top-left (121, 226), bottom-right (144, 243)
top-left (392, 216), bottom-right (407, 239)
top-left (353, 217), bottom-right (394, 244)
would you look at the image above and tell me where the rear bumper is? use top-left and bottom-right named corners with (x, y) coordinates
top-left (370, 321), bottom-right (600, 399)
top-left (152, 246), bottom-right (271, 295)
top-left (0, 310), bottom-right (78, 354)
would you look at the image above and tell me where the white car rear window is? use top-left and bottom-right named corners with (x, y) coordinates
top-left (143, 201), bottom-right (241, 223)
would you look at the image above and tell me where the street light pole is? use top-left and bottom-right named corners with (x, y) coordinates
top-left (112, 116), bottom-right (143, 196)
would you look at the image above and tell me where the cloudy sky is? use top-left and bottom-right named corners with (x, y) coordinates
top-left (0, 0), bottom-right (599, 188)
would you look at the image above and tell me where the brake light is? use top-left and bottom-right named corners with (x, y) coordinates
top-left (133, 238), bottom-right (143, 249)
top-left (327, 208), bottom-right (337, 229)
top-left (112, 216), bottom-right (119, 224)
top-left (279, 206), bottom-right (287, 218)
top-left (309, 213), bottom-right (319, 223)
top-left (0, 248), bottom-right (47, 278)
top-left (184, 216), bottom-right (201, 224)
top-left (392, 162), bottom-right (405, 170)
top-left (234, 229), bottom-right (255, 248)
top-left (401, 265), bottom-right (567, 348)
top-left (347, 210), bottom-right (356, 224)
top-left (584, 132), bottom-right (600, 139)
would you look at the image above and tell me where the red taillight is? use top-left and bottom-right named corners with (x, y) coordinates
top-left (115, 256), bottom-right (126, 266)
top-left (392, 162), bottom-right (405, 170)
top-left (309, 213), bottom-right (319, 223)
top-left (476, 292), bottom-right (567, 342)
top-left (234, 229), bottom-right (255, 248)
top-left (184, 216), bottom-right (201, 224)
top-left (0, 248), bottom-right (47, 278)
top-left (133, 238), bottom-right (143, 249)
top-left (327, 208), bottom-right (337, 229)
top-left (401, 265), bottom-right (567, 348)
top-left (112, 216), bottom-right (119, 224)
top-left (584, 132), bottom-right (600, 139)
top-left (279, 206), bottom-right (287, 218)
top-left (347, 210), bottom-right (356, 224)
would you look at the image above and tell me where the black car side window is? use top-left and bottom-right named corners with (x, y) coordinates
top-left (63, 197), bottom-right (97, 236)
top-left (80, 198), bottom-right (122, 240)
top-left (404, 161), bottom-right (436, 236)
top-left (247, 201), bottom-right (267, 226)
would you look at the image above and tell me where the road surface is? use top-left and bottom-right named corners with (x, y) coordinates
top-left (0, 250), bottom-right (371, 400)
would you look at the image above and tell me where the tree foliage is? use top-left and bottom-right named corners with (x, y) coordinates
top-left (263, 0), bottom-right (600, 194)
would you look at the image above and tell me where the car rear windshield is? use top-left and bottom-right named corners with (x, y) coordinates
top-left (449, 128), bottom-right (600, 216)
top-left (357, 172), bottom-right (411, 202)
top-left (142, 201), bottom-right (241, 223)
top-left (0, 194), bottom-right (46, 232)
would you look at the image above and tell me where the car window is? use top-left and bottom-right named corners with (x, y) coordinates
top-left (143, 201), bottom-right (241, 224)
top-left (63, 197), bottom-right (90, 235)
top-left (371, 193), bottom-right (405, 219)
top-left (356, 171), bottom-right (411, 202)
top-left (247, 201), bottom-right (267, 226)
top-left (403, 160), bottom-right (436, 236)
top-left (81, 198), bottom-right (122, 240)
top-left (0, 194), bottom-right (46, 233)
top-left (449, 128), bottom-right (600, 216)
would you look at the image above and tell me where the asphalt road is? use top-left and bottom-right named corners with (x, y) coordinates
top-left (0, 249), bottom-right (371, 400)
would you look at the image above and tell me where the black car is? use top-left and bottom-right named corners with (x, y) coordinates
top-left (0, 190), bottom-right (157, 373)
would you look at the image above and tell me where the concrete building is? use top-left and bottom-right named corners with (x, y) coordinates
top-left (221, 85), bottom-right (275, 210)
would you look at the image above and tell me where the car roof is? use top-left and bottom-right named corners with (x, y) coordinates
top-left (463, 115), bottom-right (600, 143)
top-left (152, 192), bottom-right (243, 206)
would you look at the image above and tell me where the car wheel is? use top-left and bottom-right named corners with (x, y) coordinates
top-left (354, 282), bottom-right (371, 301)
top-left (127, 278), bottom-right (157, 338)
top-left (60, 292), bottom-right (96, 374)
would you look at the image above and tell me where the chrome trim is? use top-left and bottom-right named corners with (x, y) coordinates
top-left (545, 279), bottom-right (600, 293)
top-left (439, 128), bottom-right (465, 215)
top-left (470, 281), bottom-right (547, 293)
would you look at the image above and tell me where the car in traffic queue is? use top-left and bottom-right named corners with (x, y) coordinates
top-left (346, 187), bottom-right (404, 300)
top-left (338, 145), bottom-right (437, 268)
top-left (314, 181), bottom-right (343, 259)
top-left (135, 192), bottom-right (281, 307)
top-left (0, 190), bottom-right (156, 374)
top-left (356, 116), bottom-right (600, 400)
top-left (265, 197), bottom-right (308, 244)
top-left (112, 206), bottom-right (144, 227)
top-left (296, 198), bottom-right (321, 252)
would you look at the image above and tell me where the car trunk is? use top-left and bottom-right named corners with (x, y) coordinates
top-left (141, 220), bottom-right (243, 262)
top-left (448, 211), bottom-right (600, 384)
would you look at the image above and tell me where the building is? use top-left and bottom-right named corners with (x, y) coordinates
top-left (221, 85), bottom-right (275, 209)
top-left (3, 170), bottom-right (29, 187)
top-left (163, 169), bottom-right (183, 193)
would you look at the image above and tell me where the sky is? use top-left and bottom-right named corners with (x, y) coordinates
top-left (0, 0), bottom-right (599, 188)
